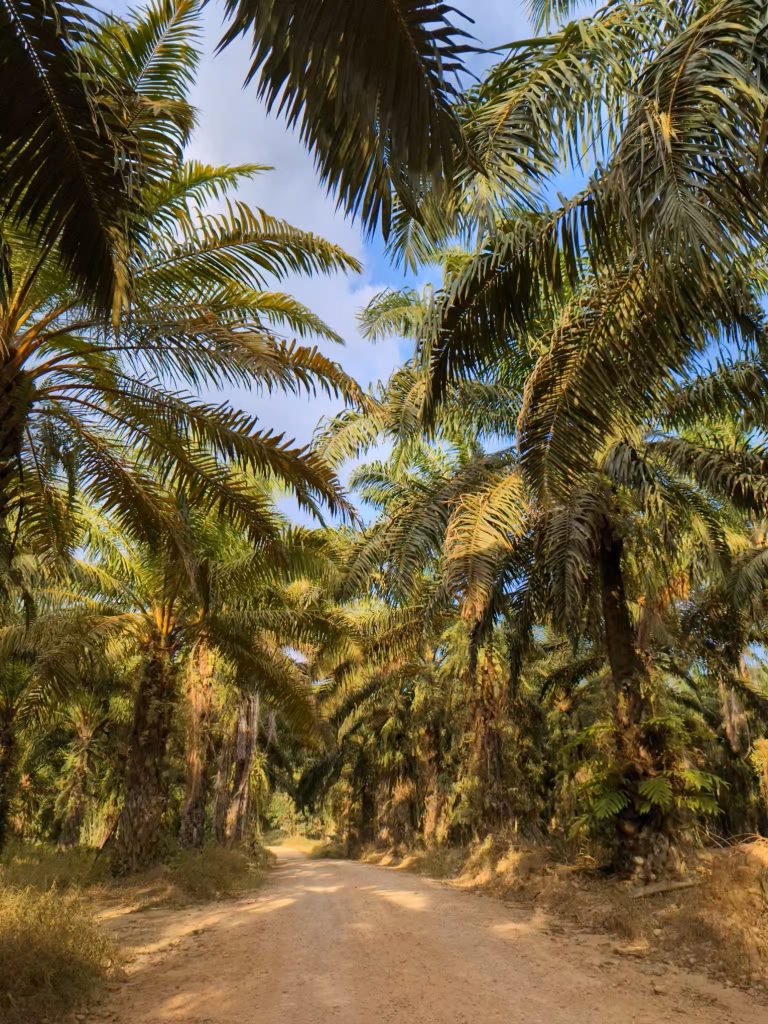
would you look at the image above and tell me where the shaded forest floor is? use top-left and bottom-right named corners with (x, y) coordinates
top-left (75, 842), bottom-right (768, 1024)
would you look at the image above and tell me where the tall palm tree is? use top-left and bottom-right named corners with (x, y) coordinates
top-left (0, 0), bottom-right (138, 309)
top-left (0, 0), bottom-right (479, 301)
top-left (317, 272), bottom-right (768, 867)
top-left (417, 1), bottom-right (768, 465)
top-left (177, 520), bottom-right (343, 849)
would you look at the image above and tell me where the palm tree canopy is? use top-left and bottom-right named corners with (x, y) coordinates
top-left (0, 0), bottom-right (138, 311)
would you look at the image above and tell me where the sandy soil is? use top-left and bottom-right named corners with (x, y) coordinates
top-left (100, 845), bottom-right (767, 1024)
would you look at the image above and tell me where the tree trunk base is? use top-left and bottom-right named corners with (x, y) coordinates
top-left (616, 824), bottom-right (683, 882)
top-left (179, 803), bottom-right (206, 849)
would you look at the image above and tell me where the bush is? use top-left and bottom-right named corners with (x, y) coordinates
top-left (307, 839), bottom-right (348, 860)
top-left (0, 840), bottom-right (274, 914)
top-left (0, 886), bottom-right (115, 1024)
top-left (265, 790), bottom-right (303, 835)
top-left (164, 844), bottom-right (274, 902)
top-left (244, 841), bottom-right (279, 872)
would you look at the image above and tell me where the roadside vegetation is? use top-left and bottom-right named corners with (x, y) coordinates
top-left (0, 885), bottom-right (115, 1024)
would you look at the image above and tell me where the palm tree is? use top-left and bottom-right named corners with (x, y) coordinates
top-left (68, 494), bottom-right (335, 871)
top-left (0, 0), bottom-right (363, 575)
top-left (216, 0), bottom-right (474, 236)
top-left (51, 692), bottom-right (114, 848)
top-left (178, 521), bottom-right (343, 849)
top-left (0, 0), bottom-right (478, 302)
top-left (0, 586), bottom-right (120, 849)
top-left (0, 0), bottom-right (139, 309)
top-left (417, 2), bottom-right (768, 469)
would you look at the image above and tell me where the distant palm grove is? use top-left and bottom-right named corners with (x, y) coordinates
top-left (3, 0), bottom-right (768, 886)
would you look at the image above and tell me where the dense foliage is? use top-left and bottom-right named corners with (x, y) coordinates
top-left (3, 0), bottom-right (768, 893)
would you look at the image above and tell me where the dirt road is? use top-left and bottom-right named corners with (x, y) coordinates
top-left (103, 846), bottom-right (765, 1024)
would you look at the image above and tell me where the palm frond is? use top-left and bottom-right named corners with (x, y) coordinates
top-left (217, 0), bottom-right (473, 236)
top-left (0, 0), bottom-right (134, 310)
top-left (444, 470), bottom-right (528, 623)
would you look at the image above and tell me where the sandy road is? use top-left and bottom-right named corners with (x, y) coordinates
top-left (104, 846), bottom-right (765, 1024)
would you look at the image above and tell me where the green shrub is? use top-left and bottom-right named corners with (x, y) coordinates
top-left (244, 841), bottom-right (279, 872)
top-left (266, 790), bottom-right (302, 835)
top-left (0, 886), bottom-right (115, 1024)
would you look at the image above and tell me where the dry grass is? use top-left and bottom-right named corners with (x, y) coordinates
top-left (90, 844), bottom-right (276, 912)
top-left (0, 886), bottom-right (116, 1024)
top-left (0, 841), bottom-right (277, 1021)
top-left (0, 841), bottom-right (274, 910)
top-left (306, 839), bottom-right (348, 860)
top-left (0, 842), bottom-right (110, 892)
top-left (153, 845), bottom-right (273, 903)
top-left (395, 846), bottom-right (467, 879)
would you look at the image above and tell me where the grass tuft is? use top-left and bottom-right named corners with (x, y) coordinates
top-left (0, 886), bottom-right (115, 1024)
top-left (0, 842), bottom-right (110, 892)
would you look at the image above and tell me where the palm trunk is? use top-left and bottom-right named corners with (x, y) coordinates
top-left (111, 649), bottom-right (175, 874)
top-left (0, 364), bottom-right (32, 849)
top-left (421, 722), bottom-right (444, 845)
top-left (0, 360), bottom-right (33, 563)
top-left (179, 645), bottom-right (215, 849)
top-left (57, 772), bottom-right (87, 848)
top-left (0, 719), bottom-right (15, 851)
top-left (212, 734), bottom-right (233, 844)
top-left (599, 522), bottom-right (646, 734)
top-left (718, 677), bottom-right (751, 757)
top-left (224, 695), bottom-right (259, 845)
top-left (598, 519), bottom-right (667, 875)
top-left (360, 782), bottom-right (376, 845)
top-left (348, 749), bottom-right (376, 853)
top-left (469, 661), bottom-right (508, 831)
